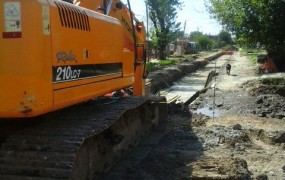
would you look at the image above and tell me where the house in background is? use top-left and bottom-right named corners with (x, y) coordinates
top-left (168, 39), bottom-right (199, 56)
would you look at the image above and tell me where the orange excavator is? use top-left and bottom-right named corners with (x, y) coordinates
top-left (0, 0), bottom-right (167, 179)
top-left (0, 0), bottom-right (149, 117)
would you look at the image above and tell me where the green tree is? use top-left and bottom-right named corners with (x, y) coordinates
top-left (146, 0), bottom-right (182, 60)
top-left (208, 0), bottom-right (285, 70)
top-left (189, 31), bottom-right (203, 42)
top-left (149, 29), bottom-right (159, 49)
top-left (189, 31), bottom-right (214, 51)
top-left (218, 30), bottom-right (233, 47)
top-left (197, 35), bottom-right (213, 51)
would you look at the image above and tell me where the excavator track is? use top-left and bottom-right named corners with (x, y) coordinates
top-left (0, 96), bottom-right (167, 180)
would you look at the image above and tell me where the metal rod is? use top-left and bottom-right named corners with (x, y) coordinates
top-left (106, 0), bottom-right (113, 15)
top-left (103, 0), bottom-right (107, 14)
top-left (146, 1), bottom-right (149, 63)
top-left (213, 55), bottom-right (217, 121)
top-left (126, 0), bottom-right (138, 70)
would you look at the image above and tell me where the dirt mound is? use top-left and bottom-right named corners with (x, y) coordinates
top-left (249, 129), bottom-right (285, 144)
top-left (230, 79), bottom-right (285, 119)
top-left (191, 113), bottom-right (210, 127)
top-left (191, 157), bottom-right (251, 179)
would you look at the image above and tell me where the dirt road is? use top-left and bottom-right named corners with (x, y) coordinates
top-left (102, 51), bottom-right (285, 180)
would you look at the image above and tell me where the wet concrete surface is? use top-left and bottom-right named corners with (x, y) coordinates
top-left (196, 106), bottom-right (222, 117)
top-left (160, 54), bottom-right (234, 118)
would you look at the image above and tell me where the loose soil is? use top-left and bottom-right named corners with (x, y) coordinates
top-left (103, 52), bottom-right (285, 180)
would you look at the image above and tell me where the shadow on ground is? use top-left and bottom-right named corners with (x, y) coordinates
top-left (100, 111), bottom-right (205, 180)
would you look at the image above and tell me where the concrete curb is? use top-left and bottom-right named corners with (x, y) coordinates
top-left (147, 51), bottom-right (225, 94)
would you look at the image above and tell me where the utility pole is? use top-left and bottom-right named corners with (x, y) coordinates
top-left (145, 1), bottom-right (150, 62)
top-left (183, 20), bottom-right (187, 38)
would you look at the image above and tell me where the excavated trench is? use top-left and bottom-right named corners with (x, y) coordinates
top-left (147, 51), bottom-right (234, 116)
top-left (104, 51), bottom-right (285, 179)
top-left (148, 52), bottom-right (223, 95)
top-left (102, 51), bottom-right (239, 179)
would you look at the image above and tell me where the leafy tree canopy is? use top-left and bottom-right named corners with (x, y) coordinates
top-left (146, 0), bottom-right (182, 59)
top-left (197, 35), bottom-right (213, 50)
top-left (208, 0), bottom-right (285, 68)
top-left (218, 30), bottom-right (233, 45)
top-left (189, 31), bottom-right (203, 42)
top-left (189, 31), bottom-right (215, 50)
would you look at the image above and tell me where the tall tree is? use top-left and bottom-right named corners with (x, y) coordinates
top-left (208, 0), bottom-right (285, 70)
top-left (218, 30), bottom-right (233, 47)
top-left (146, 0), bottom-right (182, 60)
top-left (189, 31), bottom-right (214, 50)
top-left (189, 31), bottom-right (203, 42)
top-left (197, 36), bottom-right (213, 50)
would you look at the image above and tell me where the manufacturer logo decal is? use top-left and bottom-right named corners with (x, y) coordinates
top-left (56, 51), bottom-right (77, 64)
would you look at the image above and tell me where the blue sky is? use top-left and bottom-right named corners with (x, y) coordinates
top-left (121, 0), bottom-right (222, 35)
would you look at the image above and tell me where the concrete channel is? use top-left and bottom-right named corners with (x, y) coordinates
top-left (154, 50), bottom-right (233, 104)
top-left (148, 51), bottom-right (234, 117)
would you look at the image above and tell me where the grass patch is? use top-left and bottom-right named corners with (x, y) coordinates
top-left (239, 48), bottom-right (267, 65)
top-left (146, 59), bottom-right (180, 71)
top-left (248, 54), bottom-right (259, 65)
top-left (146, 50), bottom-right (220, 71)
top-left (261, 77), bottom-right (285, 86)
